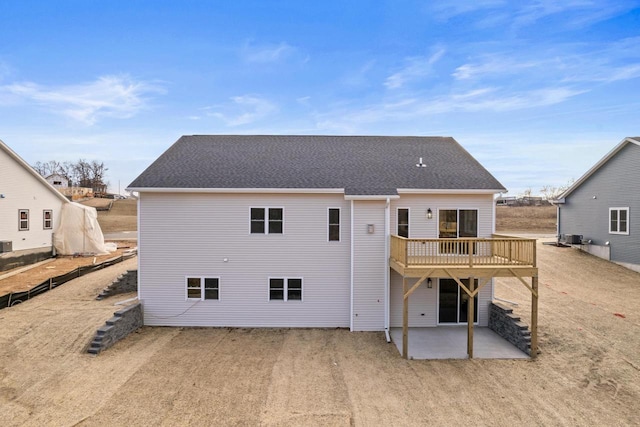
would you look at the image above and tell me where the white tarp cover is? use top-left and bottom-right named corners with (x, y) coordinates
top-left (53, 202), bottom-right (117, 255)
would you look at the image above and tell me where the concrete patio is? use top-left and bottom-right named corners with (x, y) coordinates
top-left (390, 327), bottom-right (529, 360)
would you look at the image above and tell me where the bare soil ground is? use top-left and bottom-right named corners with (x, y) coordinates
top-left (1, 241), bottom-right (639, 426)
top-left (496, 205), bottom-right (556, 233)
top-left (91, 199), bottom-right (137, 233)
top-left (0, 241), bottom-right (137, 294)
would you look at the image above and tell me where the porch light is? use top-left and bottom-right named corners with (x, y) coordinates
top-left (427, 278), bottom-right (433, 288)
top-left (426, 208), bottom-right (433, 220)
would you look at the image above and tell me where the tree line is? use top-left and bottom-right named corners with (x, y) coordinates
top-left (33, 159), bottom-right (108, 191)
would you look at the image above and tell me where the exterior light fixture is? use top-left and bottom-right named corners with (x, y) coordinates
top-left (427, 278), bottom-right (433, 288)
top-left (426, 208), bottom-right (433, 220)
top-left (367, 224), bottom-right (375, 234)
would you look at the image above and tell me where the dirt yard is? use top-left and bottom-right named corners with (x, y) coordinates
top-left (1, 240), bottom-right (639, 426)
top-left (496, 205), bottom-right (556, 233)
top-left (0, 242), bottom-right (137, 294)
top-left (92, 198), bottom-right (137, 233)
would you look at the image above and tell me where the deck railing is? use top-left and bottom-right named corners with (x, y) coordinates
top-left (390, 235), bottom-right (536, 268)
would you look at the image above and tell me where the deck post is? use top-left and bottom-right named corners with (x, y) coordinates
top-left (402, 278), bottom-right (408, 359)
top-left (467, 277), bottom-right (474, 359)
top-left (531, 276), bottom-right (538, 359)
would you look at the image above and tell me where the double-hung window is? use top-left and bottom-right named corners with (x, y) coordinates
top-left (609, 208), bottom-right (629, 235)
top-left (328, 208), bottom-right (340, 241)
top-left (269, 278), bottom-right (302, 301)
top-left (19, 209), bottom-right (29, 231)
top-left (251, 208), bottom-right (283, 234)
top-left (397, 208), bottom-right (409, 238)
top-left (186, 277), bottom-right (220, 300)
top-left (43, 210), bottom-right (53, 230)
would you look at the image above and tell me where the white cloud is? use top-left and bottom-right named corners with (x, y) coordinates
top-left (241, 41), bottom-right (295, 63)
top-left (384, 48), bottom-right (446, 89)
top-left (430, 0), bottom-right (506, 21)
top-left (453, 56), bottom-right (540, 80)
top-left (314, 86), bottom-right (585, 131)
top-left (0, 75), bottom-right (165, 125)
top-left (208, 95), bottom-right (277, 126)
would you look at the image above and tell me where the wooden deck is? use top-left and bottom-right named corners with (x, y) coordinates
top-left (389, 234), bottom-right (539, 360)
top-left (390, 235), bottom-right (537, 278)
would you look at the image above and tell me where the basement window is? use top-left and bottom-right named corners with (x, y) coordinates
top-left (19, 209), bottom-right (29, 231)
top-left (609, 208), bottom-right (629, 235)
top-left (186, 277), bottom-right (219, 300)
top-left (269, 277), bottom-right (303, 301)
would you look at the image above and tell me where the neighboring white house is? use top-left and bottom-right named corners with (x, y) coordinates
top-left (556, 137), bottom-right (640, 272)
top-left (45, 173), bottom-right (70, 190)
top-left (128, 135), bottom-right (539, 358)
top-left (0, 139), bottom-right (69, 271)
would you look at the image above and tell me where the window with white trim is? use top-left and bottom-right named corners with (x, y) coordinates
top-left (186, 277), bottom-right (219, 300)
top-left (269, 278), bottom-right (302, 301)
top-left (397, 208), bottom-right (409, 238)
top-left (328, 208), bottom-right (340, 241)
top-left (609, 208), bottom-right (629, 235)
top-left (251, 208), bottom-right (283, 234)
top-left (43, 210), bottom-right (53, 230)
top-left (19, 209), bottom-right (29, 231)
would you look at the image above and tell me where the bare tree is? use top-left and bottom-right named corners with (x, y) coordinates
top-left (32, 160), bottom-right (62, 177)
top-left (540, 179), bottom-right (575, 201)
top-left (32, 158), bottom-right (108, 190)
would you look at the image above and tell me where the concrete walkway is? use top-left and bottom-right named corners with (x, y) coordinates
top-left (390, 327), bottom-right (529, 360)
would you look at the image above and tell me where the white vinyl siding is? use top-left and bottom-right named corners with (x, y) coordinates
top-left (138, 192), bottom-right (350, 327)
top-left (351, 200), bottom-right (386, 331)
top-left (0, 147), bottom-right (64, 252)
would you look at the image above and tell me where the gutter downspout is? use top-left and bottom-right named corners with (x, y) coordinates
top-left (135, 192), bottom-right (142, 301)
top-left (556, 204), bottom-right (561, 244)
top-left (350, 199), bottom-right (354, 332)
top-left (384, 197), bottom-right (391, 343)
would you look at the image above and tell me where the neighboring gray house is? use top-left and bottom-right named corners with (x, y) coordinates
top-left (556, 137), bottom-right (640, 272)
top-left (128, 135), bottom-right (539, 358)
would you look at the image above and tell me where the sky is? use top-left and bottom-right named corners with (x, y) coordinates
top-left (1, 0), bottom-right (639, 196)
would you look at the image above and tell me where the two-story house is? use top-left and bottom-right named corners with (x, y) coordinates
top-left (128, 135), bottom-right (539, 358)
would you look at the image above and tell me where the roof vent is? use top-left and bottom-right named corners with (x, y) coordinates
top-left (416, 157), bottom-right (427, 168)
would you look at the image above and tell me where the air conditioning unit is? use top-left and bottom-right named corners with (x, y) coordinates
top-left (564, 234), bottom-right (582, 244)
top-left (0, 241), bottom-right (12, 253)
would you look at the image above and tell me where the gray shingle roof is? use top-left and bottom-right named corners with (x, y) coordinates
top-left (128, 135), bottom-right (505, 195)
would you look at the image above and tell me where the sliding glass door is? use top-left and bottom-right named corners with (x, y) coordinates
top-left (438, 279), bottom-right (478, 324)
top-left (438, 209), bottom-right (478, 254)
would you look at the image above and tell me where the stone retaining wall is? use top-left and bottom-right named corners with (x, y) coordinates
top-left (489, 301), bottom-right (531, 355)
top-left (88, 303), bottom-right (142, 355)
top-left (96, 269), bottom-right (137, 300)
